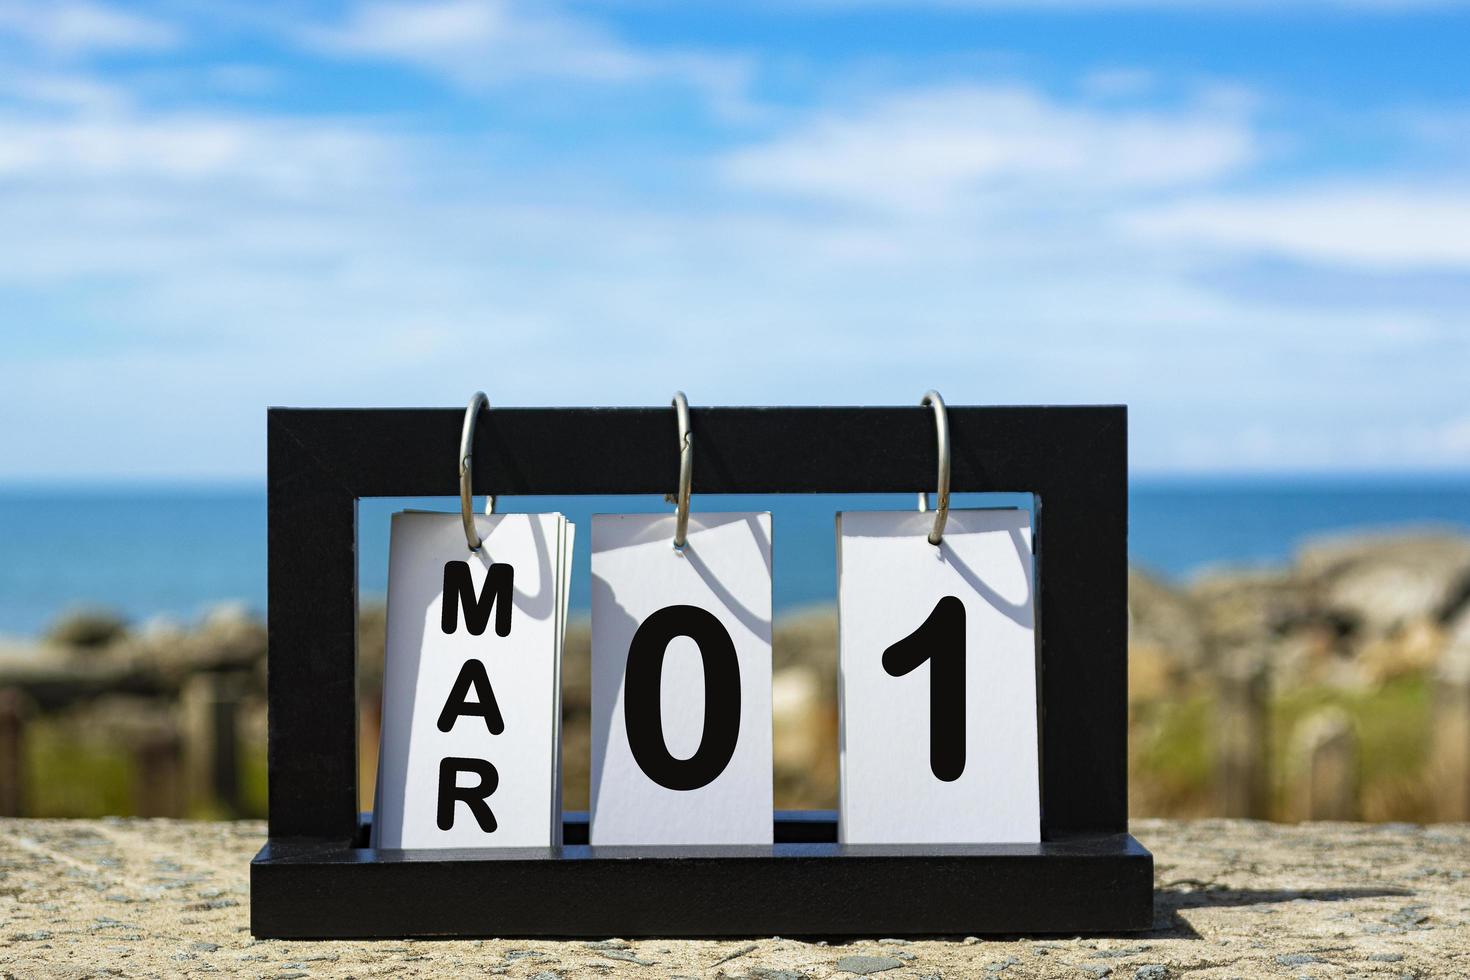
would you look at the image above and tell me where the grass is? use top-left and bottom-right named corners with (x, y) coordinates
top-left (24, 720), bottom-right (135, 818)
top-left (14, 671), bottom-right (1445, 823)
top-left (1131, 691), bottom-right (1216, 816)
top-left (1271, 674), bottom-right (1432, 821)
top-left (1127, 673), bottom-right (1435, 821)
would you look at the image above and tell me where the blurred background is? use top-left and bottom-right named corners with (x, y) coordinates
top-left (0, 0), bottom-right (1467, 824)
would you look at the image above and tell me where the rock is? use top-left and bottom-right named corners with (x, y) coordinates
top-left (772, 610), bottom-right (838, 689)
top-left (1129, 569), bottom-right (1206, 679)
top-left (200, 602), bottom-right (256, 632)
top-left (1385, 905), bottom-right (1429, 928)
top-left (1274, 953), bottom-right (1322, 965)
top-left (45, 610), bottom-right (128, 649)
top-left (835, 954), bottom-right (905, 975)
top-left (711, 942), bottom-right (759, 966)
top-left (3, 817), bottom-right (1469, 979)
top-left (1190, 568), bottom-right (1308, 649)
top-left (770, 632), bottom-right (839, 808)
top-left (184, 898), bottom-right (239, 910)
top-left (181, 605), bottom-right (267, 671)
top-left (772, 666), bottom-right (826, 773)
top-left (1090, 945), bottom-right (1150, 959)
top-left (1297, 530), bottom-right (1470, 636)
top-left (138, 615), bottom-right (187, 644)
top-left (1451, 605), bottom-right (1470, 647)
top-left (1355, 619), bottom-right (1445, 685)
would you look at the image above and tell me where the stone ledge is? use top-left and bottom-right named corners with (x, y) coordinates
top-left (2, 818), bottom-right (1466, 978)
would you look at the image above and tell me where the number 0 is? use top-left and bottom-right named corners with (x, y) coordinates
top-left (624, 604), bottom-right (742, 791)
top-left (883, 595), bottom-right (966, 782)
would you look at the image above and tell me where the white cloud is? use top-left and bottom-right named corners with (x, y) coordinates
top-left (0, 69), bottom-right (130, 111)
top-left (297, 0), bottom-right (751, 110)
top-left (1123, 185), bottom-right (1470, 270)
top-left (720, 85), bottom-right (1255, 213)
top-left (1155, 412), bottom-right (1470, 475)
top-left (1434, 416), bottom-right (1470, 457)
top-left (0, 1), bottom-right (178, 55)
top-left (306, 0), bottom-right (641, 82)
top-left (0, 55), bottom-right (1463, 478)
top-left (0, 111), bottom-right (398, 193)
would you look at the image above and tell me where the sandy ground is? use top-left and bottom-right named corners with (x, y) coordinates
top-left (1, 818), bottom-right (1467, 978)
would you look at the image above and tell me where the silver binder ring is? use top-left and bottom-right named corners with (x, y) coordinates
top-left (667, 391), bottom-right (693, 550)
top-left (916, 389), bottom-right (950, 545)
top-left (459, 391), bottom-right (495, 552)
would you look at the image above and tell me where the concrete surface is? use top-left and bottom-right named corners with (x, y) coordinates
top-left (1, 818), bottom-right (1466, 978)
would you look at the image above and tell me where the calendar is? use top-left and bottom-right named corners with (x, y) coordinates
top-left (253, 396), bottom-right (1151, 939)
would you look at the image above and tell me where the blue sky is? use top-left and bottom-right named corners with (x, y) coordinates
top-left (1, 0), bottom-right (1467, 480)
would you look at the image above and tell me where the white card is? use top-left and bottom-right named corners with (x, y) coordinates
top-left (372, 511), bottom-right (571, 849)
top-left (837, 509), bottom-right (1040, 844)
top-left (590, 512), bottom-right (774, 846)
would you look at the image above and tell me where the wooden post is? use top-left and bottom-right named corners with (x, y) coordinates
top-left (1432, 641), bottom-right (1470, 821)
top-left (1215, 651), bottom-right (1270, 819)
top-left (358, 690), bottom-right (382, 815)
top-left (0, 688), bottom-right (31, 817)
top-left (1288, 707), bottom-right (1358, 821)
top-left (183, 672), bottom-right (242, 815)
top-left (135, 725), bottom-right (183, 817)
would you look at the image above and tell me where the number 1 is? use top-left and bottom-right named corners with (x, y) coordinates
top-left (882, 595), bottom-right (966, 782)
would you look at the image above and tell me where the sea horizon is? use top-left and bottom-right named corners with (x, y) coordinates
top-left (2, 474), bottom-right (1467, 639)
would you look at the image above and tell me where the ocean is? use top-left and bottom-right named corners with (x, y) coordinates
top-left (1, 479), bottom-right (1467, 638)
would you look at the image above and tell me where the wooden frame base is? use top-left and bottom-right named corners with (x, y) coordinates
top-left (252, 813), bottom-right (1152, 938)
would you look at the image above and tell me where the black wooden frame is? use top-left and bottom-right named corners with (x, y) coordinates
top-left (251, 405), bottom-right (1152, 937)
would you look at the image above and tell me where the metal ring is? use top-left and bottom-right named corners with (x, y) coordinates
top-left (459, 391), bottom-right (495, 552)
top-left (670, 391), bottom-right (693, 550)
top-left (916, 390), bottom-right (950, 545)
